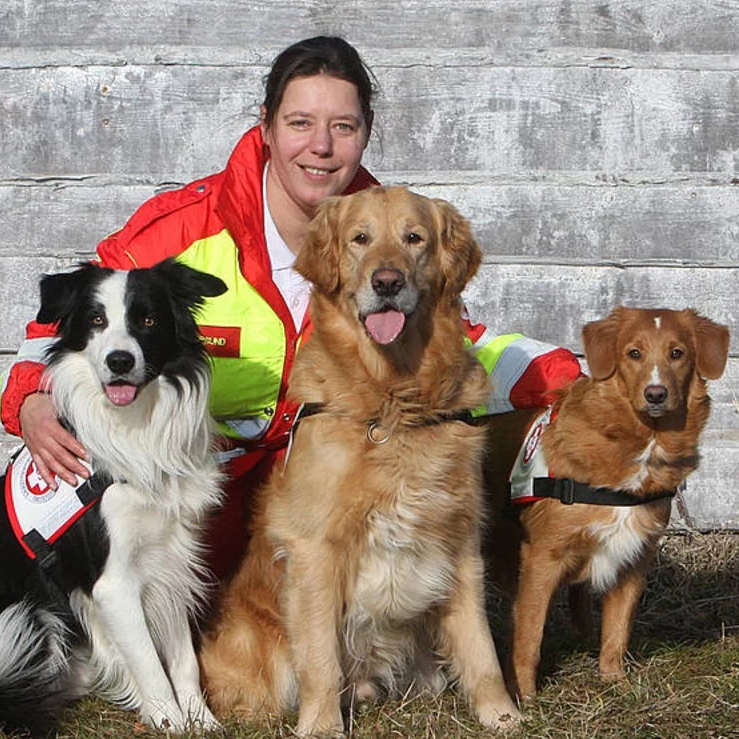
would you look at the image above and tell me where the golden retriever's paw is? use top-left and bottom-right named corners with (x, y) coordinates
top-left (294, 724), bottom-right (345, 739)
top-left (295, 701), bottom-right (345, 738)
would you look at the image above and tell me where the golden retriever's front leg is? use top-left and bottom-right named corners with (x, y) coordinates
top-left (439, 545), bottom-right (521, 730)
top-left (283, 541), bottom-right (345, 737)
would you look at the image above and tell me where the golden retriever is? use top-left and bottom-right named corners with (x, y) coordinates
top-left (482, 307), bottom-right (729, 700)
top-left (199, 186), bottom-right (520, 734)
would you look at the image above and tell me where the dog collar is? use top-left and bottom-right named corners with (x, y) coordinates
top-left (292, 402), bottom-right (478, 445)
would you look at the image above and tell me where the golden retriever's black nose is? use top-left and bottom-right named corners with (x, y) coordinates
top-left (371, 268), bottom-right (405, 297)
top-left (106, 350), bottom-right (136, 375)
top-left (644, 384), bottom-right (668, 405)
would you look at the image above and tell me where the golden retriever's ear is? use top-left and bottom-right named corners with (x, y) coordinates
top-left (685, 309), bottom-right (730, 380)
top-left (582, 308), bottom-right (626, 380)
top-left (295, 196), bottom-right (343, 294)
top-left (432, 199), bottom-right (482, 297)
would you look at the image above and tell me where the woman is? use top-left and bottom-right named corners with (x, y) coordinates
top-left (1, 36), bottom-right (581, 577)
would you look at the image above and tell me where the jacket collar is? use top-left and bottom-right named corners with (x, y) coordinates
top-left (216, 124), bottom-right (379, 273)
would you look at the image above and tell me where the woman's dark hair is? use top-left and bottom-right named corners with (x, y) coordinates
top-left (262, 36), bottom-right (377, 129)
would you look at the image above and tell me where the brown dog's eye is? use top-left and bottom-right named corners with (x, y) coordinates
top-left (670, 347), bottom-right (684, 359)
top-left (351, 232), bottom-right (368, 245)
top-left (628, 348), bottom-right (641, 359)
top-left (407, 232), bottom-right (423, 245)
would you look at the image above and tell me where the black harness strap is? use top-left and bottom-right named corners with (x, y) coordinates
top-left (75, 471), bottom-right (113, 506)
top-left (532, 476), bottom-right (676, 507)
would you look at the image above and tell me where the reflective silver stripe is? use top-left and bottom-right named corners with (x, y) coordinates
top-left (485, 395), bottom-right (516, 415)
top-left (485, 336), bottom-right (560, 415)
top-left (213, 447), bottom-right (249, 464)
top-left (16, 337), bottom-right (56, 361)
top-left (1, 338), bottom-right (54, 399)
top-left (220, 416), bottom-right (271, 440)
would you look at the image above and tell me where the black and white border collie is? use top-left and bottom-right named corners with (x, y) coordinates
top-left (0, 259), bottom-right (226, 735)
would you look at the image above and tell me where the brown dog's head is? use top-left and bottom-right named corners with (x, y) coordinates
top-left (296, 186), bottom-right (481, 346)
top-left (582, 307), bottom-right (729, 418)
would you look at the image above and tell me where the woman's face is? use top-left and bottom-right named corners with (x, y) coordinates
top-left (262, 74), bottom-right (371, 218)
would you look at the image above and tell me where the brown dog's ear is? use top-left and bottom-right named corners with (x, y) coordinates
top-left (432, 199), bottom-right (482, 297)
top-left (685, 309), bottom-right (730, 379)
top-left (295, 196), bottom-right (343, 294)
top-left (582, 308), bottom-right (628, 380)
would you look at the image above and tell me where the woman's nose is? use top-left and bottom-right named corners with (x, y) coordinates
top-left (310, 125), bottom-right (333, 156)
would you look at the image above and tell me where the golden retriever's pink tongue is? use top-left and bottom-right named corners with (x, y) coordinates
top-left (105, 383), bottom-right (137, 406)
top-left (365, 310), bottom-right (405, 345)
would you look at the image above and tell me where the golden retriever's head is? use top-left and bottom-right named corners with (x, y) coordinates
top-left (582, 307), bottom-right (729, 418)
top-left (296, 186), bottom-right (481, 345)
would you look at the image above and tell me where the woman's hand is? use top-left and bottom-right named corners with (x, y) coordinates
top-left (19, 393), bottom-right (90, 490)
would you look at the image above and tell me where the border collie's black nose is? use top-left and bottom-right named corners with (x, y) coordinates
top-left (644, 385), bottom-right (668, 405)
top-left (371, 268), bottom-right (405, 297)
top-left (106, 350), bottom-right (135, 375)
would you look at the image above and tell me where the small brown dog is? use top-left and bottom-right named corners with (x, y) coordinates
top-left (199, 187), bottom-right (520, 735)
top-left (483, 307), bottom-right (729, 700)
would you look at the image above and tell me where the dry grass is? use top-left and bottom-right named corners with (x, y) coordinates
top-left (5, 532), bottom-right (739, 739)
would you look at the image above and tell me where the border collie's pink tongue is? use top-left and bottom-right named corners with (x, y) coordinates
top-left (105, 383), bottom-right (137, 406)
top-left (364, 310), bottom-right (406, 345)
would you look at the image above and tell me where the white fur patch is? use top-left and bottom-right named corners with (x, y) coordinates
top-left (588, 509), bottom-right (645, 592)
top-left (86, 272), bottom-right (146, 387)
top-left (619, 438), bottom-right (656, 492)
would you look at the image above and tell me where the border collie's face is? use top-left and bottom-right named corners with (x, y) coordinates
top-left (37, 260), bottom-right (227, 407)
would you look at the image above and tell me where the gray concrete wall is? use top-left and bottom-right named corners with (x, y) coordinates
top-left (1, 0), bottom-right (737, 527)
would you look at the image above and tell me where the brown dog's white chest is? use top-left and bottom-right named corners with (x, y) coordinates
top-left (584, 505), bottom-right (665, 592)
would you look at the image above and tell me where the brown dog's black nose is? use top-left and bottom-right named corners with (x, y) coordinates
top-left (644, 385), bottom-right (668, 405)
top-left (371, 268), bottom-right (405, 297)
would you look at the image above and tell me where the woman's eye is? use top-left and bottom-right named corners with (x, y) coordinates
top-left (628, 348), bottom-right (641, 359)
top-left (334, 121), bottom-right (356, 133)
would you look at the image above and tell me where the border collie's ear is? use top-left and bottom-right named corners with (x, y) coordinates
top-left (686, 309), bottom-right (730, 380)
top-left (36, 264), bottom-right (103, 324)
top-left (295, 196), bottom-right (344, 294)
top-left (582, 307), bottom-right (627, 380)
top-left (151, 259), bottom-right (228, 308)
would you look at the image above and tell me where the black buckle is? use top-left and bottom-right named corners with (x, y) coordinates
top-left (555, 478), bottom-right (576, 504)
top-left (22, 529), bottom-right (58, 570)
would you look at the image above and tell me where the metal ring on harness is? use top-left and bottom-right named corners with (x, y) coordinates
top-left (367, 422), bottom-right (391, 445)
